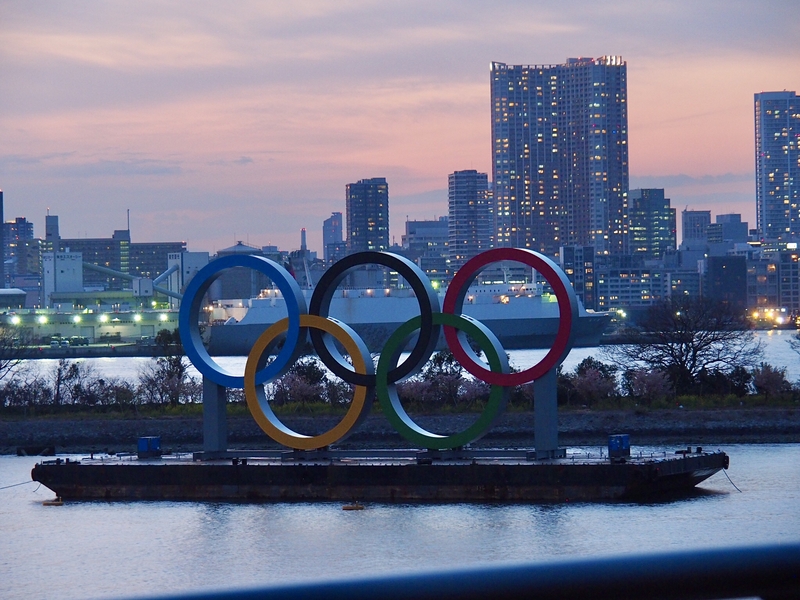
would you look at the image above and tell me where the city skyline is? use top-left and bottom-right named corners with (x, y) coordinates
top-left (1, 1), bottom-right (798, 254)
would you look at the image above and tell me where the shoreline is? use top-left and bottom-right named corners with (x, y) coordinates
top-left (3, 407), bottom-right (799, 455)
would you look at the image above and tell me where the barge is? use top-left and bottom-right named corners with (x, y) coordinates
top-left (31, 447), bottom-right (729, 503)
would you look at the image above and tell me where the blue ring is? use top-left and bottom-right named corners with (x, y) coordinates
top-left (178, 254), bottom-right (307, 388)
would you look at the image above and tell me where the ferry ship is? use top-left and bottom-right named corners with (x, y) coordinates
top-left (206, 283), bottom-right (610, 356)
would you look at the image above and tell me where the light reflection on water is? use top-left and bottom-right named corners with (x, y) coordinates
top-left (1, 444), bottom-right (799, 600)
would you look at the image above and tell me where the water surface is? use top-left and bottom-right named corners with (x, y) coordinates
top-left (1, 444), bottom-right (798, 600)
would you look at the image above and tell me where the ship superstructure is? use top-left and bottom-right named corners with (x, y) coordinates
top-left (207, 283), bottom-right (610, 355)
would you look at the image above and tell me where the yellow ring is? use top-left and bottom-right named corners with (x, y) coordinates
top-left (244, 314), bottom-right (372, 450)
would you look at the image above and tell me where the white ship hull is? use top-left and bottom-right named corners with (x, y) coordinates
top-left (207, 287), bottom-right (610, 356)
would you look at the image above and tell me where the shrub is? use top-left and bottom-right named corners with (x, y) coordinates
top-left (572, 357), bottom-right (618, 405)
top-left (623, 368), bottom-right (671, 405)
top-left (752, 363), bottom-right (792, 398)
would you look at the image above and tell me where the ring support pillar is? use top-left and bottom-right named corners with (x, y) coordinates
top-left (533, 368), bottom-right (565, 459)
top-left (203, 377), bottom-right (228, 454)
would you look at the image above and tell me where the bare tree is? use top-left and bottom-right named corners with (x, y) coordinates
top-left (785, 332), bottom-right (800, 366)
top-left (49, 359), bottom-right (101, 405)
top-left (136, 328), bottom-right (196, 406)
top-left (0, 325), bottom-right (32, 383)
top-left (603, 297), bottom-right (762, 395)
top-left (137, 357), bottom-right (194, 405)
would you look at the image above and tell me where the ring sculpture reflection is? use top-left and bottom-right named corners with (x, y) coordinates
top-left (179, 249), bottom-right (577, 450)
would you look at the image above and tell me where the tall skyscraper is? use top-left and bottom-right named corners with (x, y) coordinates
top-left (490, 57), bottom-right (629, 257)
top-left (755, 91), bottom-right (799, 241)
top-left (628, 189), bottom-right (676, 259)
top-left (448, 169), bottom-right (492, 273)
top-left (322, 211), bottom-right (343, 264)
top-left (3, 217), bottom-right (35, 284)
top-left (45, 213), bottom-right (59, 253)
top-left (345, 177), bottom-right (389, 254)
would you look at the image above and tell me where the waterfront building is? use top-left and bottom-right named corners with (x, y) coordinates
top-left (325, 242), bottom-right (347, 267)
top-left (42, 251), bottom-right (83, 307)
top-left (42, 215), bottom-right (188, 293)
top-left (755, 91), bottom-right (800, 241)
top-left (0, 288), bottom-right (25, 309)
top-left (628, 189), bottom-right (676, 260)
top-left (666, 268), bottom-right (702, 300)
top-left (44, 213), bottom-right (59, 253)
top-left (213, 241), bottom-right (272, 300)
top-left (448, 170), bottom-right (492, 273)
top-left (3, 216), bottom-right (35, 285)
top-left (778, 249), bottom-right (800, 312)
top-left (323, 212), bottom-right (343, 265)
top-left (129, 241), bottom-right (186, 280)
top-left (166, 251), bottom-right (209, 309)
top-left (596, 266), bottom-right (663, 311)
top-left (12, 239), bottom-right (42, 306)
top-left (747, 256), bottom-right (779, 309)
top-left (57, 229), bottom-right (131, 291)
top-left (560, 245), bottom-right (597, 310)
top-left (703, 255), bottom-right (748, 311)
top-left (402, 217), bottom-right (450, 285)
top-left (490, 57), bottom-right (629, 257)
top-left (346, 177), bottom-right (389, 254)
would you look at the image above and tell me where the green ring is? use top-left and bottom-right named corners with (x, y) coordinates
top-left (376, 312), bottom-right (509, 450)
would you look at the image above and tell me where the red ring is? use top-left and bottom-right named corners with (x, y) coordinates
top-left (442, 248), bottom-right (577, 386)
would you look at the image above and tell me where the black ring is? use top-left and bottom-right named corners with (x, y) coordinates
top-left (309, 251), bottom-right (441, 386)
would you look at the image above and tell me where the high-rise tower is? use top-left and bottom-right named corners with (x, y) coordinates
top-left (628, 189), bottom-right (676, 259)
top-left (448, 169), bottom-right (491, 273)
top-left (345, 177), bottom-right (389, 254)
top-left (755, 91), bottom-right (799, 241)
top-left (322, 211), bottom-right (343, 265)
top-left (491, 57), bottom-right (629, 257)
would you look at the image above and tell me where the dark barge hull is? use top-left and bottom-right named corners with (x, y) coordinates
top-left (31, 451), bottom-right (728, 503)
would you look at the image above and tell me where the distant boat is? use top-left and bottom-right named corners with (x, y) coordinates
top-left (206, 283), bottom-right (610, 355)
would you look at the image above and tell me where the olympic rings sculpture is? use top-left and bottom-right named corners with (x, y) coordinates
top-left (179, 248), bottom-right (578, 451)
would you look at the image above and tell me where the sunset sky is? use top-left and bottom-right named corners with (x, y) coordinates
top-left (1, 1), bottom-right (798, 254)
